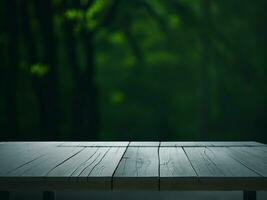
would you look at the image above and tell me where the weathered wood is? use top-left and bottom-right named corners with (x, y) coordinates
top-left (0, 141), bottom-right (266, 191)
top-left (160, 147), bottom-right (197, 190)
top-left (0, 147), bottom-right (126, 190)
top-left (129, 142), bottom-right (160, 147)
top-left (211, 141), bottom-right (264, 147)
top-left (179, 147), bottom-right (265, 190)
top-left (0, 142), bottom-right (62, 148)
top-left (47, 147), bottom-right (99, 177)
top-left (46, 147), bottom-right (127, 190)
top-left (7, 147), bottom-right (83, 177)
top-left (227, 147), bottom-right (267, 176)
top-left (69, 147), bottom-right (127, 189)
top-left (243, 191), bottom-right (256, 200)
top-left (184, 147), bottom-right (258, 177)
top-left (59, 142), bottom-right (129, 147)
top-left (113, 147), bottom-right (159, 190)
top-left (161, 142), bottom-right (210, 147)
top-left (0, 143), bottom-right (61, 175)
top-left (161, 141), bottom-right (265, 147)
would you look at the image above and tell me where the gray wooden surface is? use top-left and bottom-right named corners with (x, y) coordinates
top-left (0, 141), bottom-right (266, 191)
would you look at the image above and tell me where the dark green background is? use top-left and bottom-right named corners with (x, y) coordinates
top-left (1, 0), bottom-right (267, 142)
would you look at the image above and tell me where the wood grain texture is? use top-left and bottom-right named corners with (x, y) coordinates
top-left (227, 147), bottom-right (267, 176)
top-left (160, 147), bottom-right (196, 177)
top-left (160, 147), bottom-right (197, 190)
top-left (173, 147), bottom-right (266, 190)
top-left (46, 147), bottom-right (126, 190)
top-left (0, 143), bottom-right (61, 175)
top-left (129, 142), bottom-right (160, 147)
top-left (113, 147), bottom-right (159, 190)
top-left (46, 147), bottom-right (100, 177)
top-left (0, 142), bottom-right (267, 191)
top-left (184, 147), bottom-right (258, 177)
top-left (161, 141), bottom-right (265, 147)
top-left (210, 142), bottom-right (265, 147)
top-left (161, 142), bottom-right (209, 147)
top-left (59, 142), bottom-right (129, 147)
top-left (7, 147), bottom-right (83, 176)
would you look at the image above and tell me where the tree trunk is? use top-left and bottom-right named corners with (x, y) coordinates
top-left (79, 30), bottom-right (99, 140)
top-left (20, 0), bottom-right (47, 139)
top-left (63, 3), bottom-right (99, 140)
top-left (2, 0), bottom-right (19, 140)
top-left (35, 0), bottom-right (61, 140)
top-left (63, 14), bottom-right (84, 140)
top-left (200, 0), bottom-right (211, 139)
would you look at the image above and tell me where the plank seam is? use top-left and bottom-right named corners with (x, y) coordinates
top-left (45, 147), bottom-right (86, 176)
top-left (226, 147), bottom-right (263, 177)
top-left (158, 142), bottom-right (160, 191)
top-left (111, 143), bottom-right (129, 190)
top-left (76, 148), bottom-right (109, 177)
top-left (69, 147), bottom-right (99, 178)
top-left (87, 147), bottom-right (111, 177)
top-left (182, 147), bottom-right (199, 177)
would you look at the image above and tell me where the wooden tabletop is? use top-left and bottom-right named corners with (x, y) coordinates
top-left (0, 141), bottom-right (267, 191)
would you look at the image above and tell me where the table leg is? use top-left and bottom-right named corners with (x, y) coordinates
top-left (0, 191), bottom-right (9, 200)
top-left (243, 191), bottom-right (256, 200)
top-left (43, 191), bottom-right (56, 200)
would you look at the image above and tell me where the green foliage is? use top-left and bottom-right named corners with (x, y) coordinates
top-left (109, 31), bottom-right (125, 45)
top-left (168, 14), bottom-right (181, 29)
top-left (85, 0), bottom-right (105, 19)
top-left (65, 9), bottom-right (84, 21)
top-left (111, 91), bottom-right (125, 104)
top-left (85, 0), bottom-right (107, 30)
top-left (1, 0), bottom-right (267, 142)
top-left (30, 64), bottom-right (49, 77)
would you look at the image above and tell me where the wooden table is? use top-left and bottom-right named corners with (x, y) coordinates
top-left (0, 141), bottom-right (266, 200)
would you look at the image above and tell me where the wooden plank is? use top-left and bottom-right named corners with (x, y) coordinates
top-left (85, 147), bottom-right (126, 178)
top-left (113, 147), bottom-right (159, 190)
top-left (161, 141), bottom-right (265, 147)
top-left (59, 141), bottom-right (129, 147)
top-left (160, 147), bottom-right (196, 177)
top-left (66, 147), bottom-right (127, 189)
top-left (211, 142), bottom-right (265, 147)
top-left (0, 143), bottom-right (61, 175)
top-left (129, 142), bottom-right (160, 147)
top-left (0, 142), bottom-right (62, 148)
top-left (1, 145), bottom-right (127, 190)
top-left (227, 147), bottom-right (267, 177)
top-left (161, 141), bottom-right (220, 147)
top-left (179, 147), bottom-right (265, 190)
top-left (1, 142), bottom-right (267, 191)
top-left (161, 142), bottom-right (200, 147)
top-left (7, 147), bottom-right (83, 176)
top-left (47, 147), bottom-right (99, 177)
top-left (160, 147), bottom-right (197, 190)
top-left (184, 147), bottom-right (258, 177)
top-left (254, 146), bottom-right (267, 153)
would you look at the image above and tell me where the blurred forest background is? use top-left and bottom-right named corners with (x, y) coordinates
top-left (0, 0), bottom-right (267, 142)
